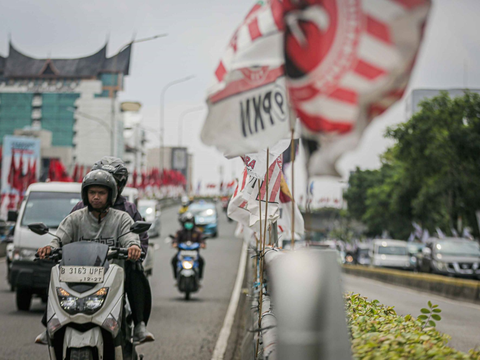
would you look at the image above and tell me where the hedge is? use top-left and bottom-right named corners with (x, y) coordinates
top-left (345, 293), bottom-right (480, 359)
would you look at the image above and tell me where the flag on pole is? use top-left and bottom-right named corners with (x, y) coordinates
top-left (228, 154), bottom-right (284, 232)
top-left (201, 0), bottom-right (292, 157)
top-left (436, 227), bottom-right (445, 239)
top-left (277, 174), bottom-right (304, 240)
top-left (407, 232), bottom-right (415, 242)
top-left (283, 0), bottom-right (432, 176)
top-left (242, 139), bottom-right (290, 179)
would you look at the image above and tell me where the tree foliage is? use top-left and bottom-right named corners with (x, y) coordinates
top-left (344, 91), bottom-right (480, 238)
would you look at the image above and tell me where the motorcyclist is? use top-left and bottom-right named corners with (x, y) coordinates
top-left (35, 169), bottom-right (154, 344)
top-left (70, 157), bottom-right (153, 344)
top-left (178, 195), bottom-right (190, 215)
top-left (171, 212), bottom-right (206, 281)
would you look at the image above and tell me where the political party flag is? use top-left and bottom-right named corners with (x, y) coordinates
top-left (248, 154), bottom-right (283, 231)
top-left (283, 0), bottom-right (432, 176)
top-left (436, 227), bottom-right (445, 239)
top-left (201, 0), bottom-right (292, 157)
top-left (242, 138), bottom-right (290, 179)
top-left (277, 174), bottom-right (304, 239)
top-left (228, 154), bottom-right (284, 233)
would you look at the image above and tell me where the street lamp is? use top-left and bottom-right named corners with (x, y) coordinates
top-left (68, 107), bottom-right (111, 133)
top-left (178, 105), bottom-right (205, 146)
top-left (110, 33), bottom-right (168, 156)
top-left (159, 75), bottom-right (195, 171)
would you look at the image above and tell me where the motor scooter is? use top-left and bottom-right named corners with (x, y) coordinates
top-left (29, 221), bottom-right (151, 360)
top-left (175, 240), bottom-right (201, 300)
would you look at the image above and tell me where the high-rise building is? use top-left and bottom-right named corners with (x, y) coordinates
top-left (0, 41), bottom-right (132, 170)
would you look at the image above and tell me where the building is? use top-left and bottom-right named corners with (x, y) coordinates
top-left (0, 41), bottom-right (132, 170)
top-left (121, 101), bottom-right (147, 174)
top-left (406, 88), bottom-right (480, 119)
top-left (147, 146), bottom-right (193, 191)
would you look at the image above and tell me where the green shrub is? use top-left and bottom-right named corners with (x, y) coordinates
top-left (345, 293), bottom-right (480, 359)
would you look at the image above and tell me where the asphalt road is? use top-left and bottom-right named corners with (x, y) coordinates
top-left (0, 204), bottom-right (243, 360)
top-left (342, 273), bottom-right (480, 353)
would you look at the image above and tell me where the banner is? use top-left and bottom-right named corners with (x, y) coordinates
top-left (1, 136), bottom-right (41, 218)
top-left (283, 0), bottom-right (432, 176)
top-left (201, 0), bottom-right (292, 157)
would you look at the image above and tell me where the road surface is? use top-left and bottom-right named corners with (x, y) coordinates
top-left (0, 204), bottom-right (243, 360)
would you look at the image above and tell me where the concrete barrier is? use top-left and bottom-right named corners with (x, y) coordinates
top-left (343, 265), bottom-right (480, 304)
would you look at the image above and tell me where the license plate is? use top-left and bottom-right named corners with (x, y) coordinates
top-left (59, 266), bottom-right (105, 283)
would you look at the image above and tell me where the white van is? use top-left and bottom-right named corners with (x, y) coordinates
top-left (10, 182), bottom-right (82, 311)
top-left (370, 239), bottom-right (413, 270)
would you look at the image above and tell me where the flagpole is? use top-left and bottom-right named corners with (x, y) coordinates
top-left (290, 128), bottom-right (296, 250)
top-left (255, 179), bottom-right (263, 359)
top-left (256, 148), bottom-right (270, 359)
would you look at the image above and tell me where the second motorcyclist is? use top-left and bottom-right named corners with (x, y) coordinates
top-left (171, 212), bottom-right (206, 281)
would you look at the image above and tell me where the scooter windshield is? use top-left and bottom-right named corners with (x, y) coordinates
top-left (178, 242), bottom-right (200, 251)
top-left (61, 241), bottom-right (109, 268)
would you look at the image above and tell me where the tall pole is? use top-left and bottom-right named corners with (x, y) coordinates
top-left (159, 75), bottom-right (195, 171)
top-left (110, 34), bottom-right (168, 156)
top-left (178, 106), bottom-right (204, 146)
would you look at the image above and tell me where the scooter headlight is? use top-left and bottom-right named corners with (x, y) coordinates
top-left (57, 288), bottom-right (78, 314)
top-left (57, 287), bottom-right (108, 315)
top-left (182, 260), bottom-right (193, 270)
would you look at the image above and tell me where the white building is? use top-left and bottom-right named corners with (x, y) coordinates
top-left (0, 41), bottom-right (132, 172)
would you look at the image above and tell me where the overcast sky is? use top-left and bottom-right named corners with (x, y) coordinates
top-left (1, 0), bottom-right (479, 200)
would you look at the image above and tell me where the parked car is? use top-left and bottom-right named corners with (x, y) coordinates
top-left (370, 239), bottom-right (413, 270)
top-left (10, 182), bottom-right (82, 311)
top-left (138, 199), bottom-right (161, 238)
top-left (407, 242), bottom-right (425, 271)
top-left (355, 243), bottom-right (371, 266)
top-left (189, 201), bottom-right (218, 238)
top-left (419, 238), bottom-right (480, 278)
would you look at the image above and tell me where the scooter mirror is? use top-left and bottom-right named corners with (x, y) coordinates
top-left (28, 223), bottom-right (49, 235)
top-left (130, 221), bottom-right (151, 234)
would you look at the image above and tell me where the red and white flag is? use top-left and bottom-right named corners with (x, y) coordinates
top-left (201, 0), bottom-right (293, 157)
top-left (228, 154), bottom-right (283, 233)
top-left (283, 0), bottom-right (432, 176)
top-left (242, 138), bottom-right (290, 179)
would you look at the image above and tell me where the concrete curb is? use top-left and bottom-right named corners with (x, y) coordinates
top-left (342, 265), bottom-right (480, 304)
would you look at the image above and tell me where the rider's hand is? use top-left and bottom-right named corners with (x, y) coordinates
top-left (37, 246), bottom-right (52, 259)
top-left (127, 245), bottom-right (142, 261)
top-left (172, 242), bottom-right (178, 248)
top-left (200, 243), bottom-right (206, 249)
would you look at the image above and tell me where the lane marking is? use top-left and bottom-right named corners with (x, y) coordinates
top-left (0, 259), bottom-right (5, 264)
top-left (211, 239), bottom-right (248, 360)
top-left (343, 274), bottom-right (480, 311)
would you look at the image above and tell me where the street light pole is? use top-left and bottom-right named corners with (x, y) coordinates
top-left (110, 33), bottom-right (168, 157)
top-left (159, 75), bottom-right (195, 171)
top-left (178, 106), bottom-right (205, 146)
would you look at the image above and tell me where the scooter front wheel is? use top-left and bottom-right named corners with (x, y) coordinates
top-left (185, 291), bottom-right (190, 301)
top-left (69, 347), bottom-right (94, 360)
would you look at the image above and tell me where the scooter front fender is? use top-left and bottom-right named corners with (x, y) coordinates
top-left (63, 327), bottom-right (104, 360)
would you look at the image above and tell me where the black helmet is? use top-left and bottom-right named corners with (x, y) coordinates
top-left (81, 169), bottom-right (118, 209)
top-left (91, 156), bottom-right (129, 195)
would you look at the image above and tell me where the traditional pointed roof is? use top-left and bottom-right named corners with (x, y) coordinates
top-left (1, 41), bottom-right (131, 78)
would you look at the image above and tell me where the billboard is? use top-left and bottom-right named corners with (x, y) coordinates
top-left (171, 147), bottom-right (188, 177)
top-left (0, 136), bottom-right (41, 218)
